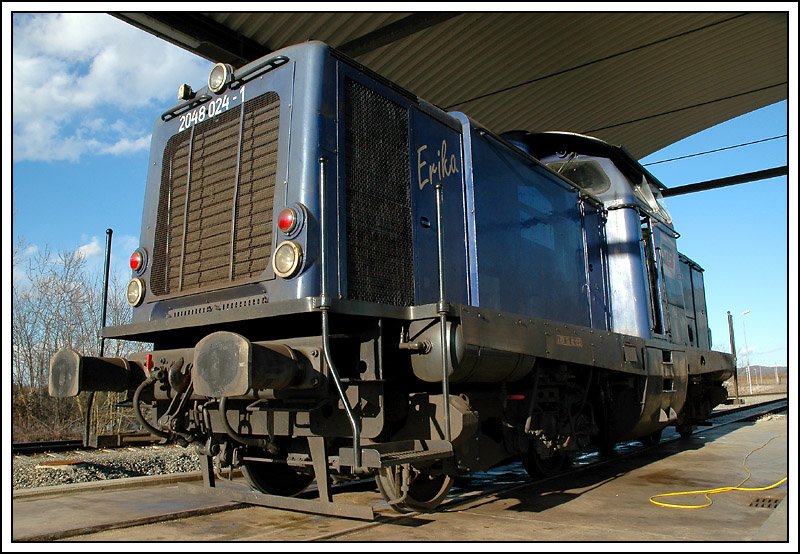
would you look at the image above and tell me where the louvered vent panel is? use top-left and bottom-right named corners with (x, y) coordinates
top-left (151, 92), bottom-right (280, 296)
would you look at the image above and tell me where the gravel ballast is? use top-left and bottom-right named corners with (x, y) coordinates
top-left (12, 444), bottom-right (201, 490)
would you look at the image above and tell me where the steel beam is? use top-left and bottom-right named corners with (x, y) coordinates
top-left (337, 13), bottom-right (460, 57)
top-left (112, 13), bottom-right (271, 65)
top-left (662, 166), bottom-right (788, 197)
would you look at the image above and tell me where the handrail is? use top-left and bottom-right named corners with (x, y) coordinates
top-left (161, 94), bottom-right (212, 121)
top-left (229, 55), bottom-right (289, 89)
top-left (319, 156), bottom-right (362, 470)
top-left (435, 182), bottom-right (452, 442)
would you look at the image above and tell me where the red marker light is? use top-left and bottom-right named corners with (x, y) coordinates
top-left (277, 207), bottom-right (298, 234)
top-left (130, 250), bottom-right (143, 271)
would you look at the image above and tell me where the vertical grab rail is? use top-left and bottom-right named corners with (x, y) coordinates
top-left (644, 217), bottom-right (667, 335)
top-left (577, 197), bottom-right (594, 326)
top-left (319, 156), bottom-right (361, 470)
top-left (435, 183), bottom-right (452, 442)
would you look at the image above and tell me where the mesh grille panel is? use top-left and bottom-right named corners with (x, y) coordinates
top-left (151, 92), bottom-right (280, 296)
top-left (344, 79), bottom-right (414, 306)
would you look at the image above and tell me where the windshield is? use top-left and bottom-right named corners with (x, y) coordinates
top-left (633, 179), bottom-right (672, 224)
top-left (545, 159), bottom-right (611, 196)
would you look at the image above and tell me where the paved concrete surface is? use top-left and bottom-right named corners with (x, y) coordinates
top-left (12, 478), bottom-right (239, 541)
top-left (11, 414), bottom-right (789, 544)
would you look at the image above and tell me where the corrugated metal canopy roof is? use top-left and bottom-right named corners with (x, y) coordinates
top-left (115, 11), bottom-right (787, 159)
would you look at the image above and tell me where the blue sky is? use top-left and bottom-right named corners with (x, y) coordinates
top-left (639, 102), bottom-right (790, 368)
top-left (6, 12), bottom-right (796, 368)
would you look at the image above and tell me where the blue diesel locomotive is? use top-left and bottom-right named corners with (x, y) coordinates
top-left (49, 41), bottom-right (734, 517)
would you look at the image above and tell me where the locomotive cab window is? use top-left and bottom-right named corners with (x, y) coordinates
top-left (633, 179), bottom-right (672, 225)
top-left (545, 159), bottom-right (611, 196)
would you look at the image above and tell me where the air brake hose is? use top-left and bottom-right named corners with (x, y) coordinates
top-left (133, 373), bottom-right (171, 440)
top-left (218, 396), bottom-right (279, 454)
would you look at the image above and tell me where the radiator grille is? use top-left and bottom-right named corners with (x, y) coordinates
top-left (151, 92), bottom-right (280, 296)
top-left (344, 79), bottom-right (414, 306)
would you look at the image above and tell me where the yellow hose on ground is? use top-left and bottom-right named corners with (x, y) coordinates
top-left (648, 433), bottom-right (787, 509)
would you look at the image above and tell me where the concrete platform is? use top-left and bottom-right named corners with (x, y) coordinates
top-left (8, 414), bottom-right (791, 545)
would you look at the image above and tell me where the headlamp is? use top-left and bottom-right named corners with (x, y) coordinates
top-left (272, 241), bottom-right (303, 279)
top-left (126, 278), bottom-right (146, 307)
top-left (208, 63), bottom-right (234, 94)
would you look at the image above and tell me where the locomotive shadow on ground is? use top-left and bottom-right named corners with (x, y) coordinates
top-left (225, 418), bottom-right (766, 525)
top-left (439, 419), bottom-right (761, 516)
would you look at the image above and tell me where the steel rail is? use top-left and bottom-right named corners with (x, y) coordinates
top-left (12, 432), bottom-right (163, 456)
top-left (12, 440), bottom-right (84, 456)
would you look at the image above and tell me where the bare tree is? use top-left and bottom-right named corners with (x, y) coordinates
top-left (12, 240), bottom-right (148, 441)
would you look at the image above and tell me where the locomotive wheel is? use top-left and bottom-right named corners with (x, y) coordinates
top-left (639, 428), bottom-right (663, 447)
top-left (676, 424), bottom-right (695, 439)
top-left (375, 465), bottom-right (454, 513)
top-left (241, 461), bottom-right (313, 497)
top-left (522, 450), bottom-right (567, 478)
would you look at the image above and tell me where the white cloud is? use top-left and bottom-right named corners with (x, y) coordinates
top-left (100, 135), bottom-right (151, 156)
top-left (76, 236), bottom-right (102, 259)
top-left (12, 264), bottom-right (29, 289)
top-left (12, 13), bottom-right (211, 162)
top-left (115, 234), bottom-right (141, 256)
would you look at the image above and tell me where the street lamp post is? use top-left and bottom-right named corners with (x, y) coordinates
top-left (727, 311), bottom-right (741, 405)
top-left (741, 310), bottom-right (752, 394)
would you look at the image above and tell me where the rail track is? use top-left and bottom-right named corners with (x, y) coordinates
top-left (12, 439), bottom-right (85, 456)
top-left (12, 395), bottom-right (787, 542)
top-left (12, 432), bottom-right (162, 457)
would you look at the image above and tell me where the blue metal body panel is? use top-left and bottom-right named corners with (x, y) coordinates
top-left (605, 207), bottom-right (652, 339)
top-left (680, 255), bottom-right (711, 350)
top-left (453, 115), bottom-right (594, 328)
top-left (135, 42), bottom-right (330, 324)
top-left (408, 109), bottom-right (469, 306)
top-left (533, 153), bottom-right (655, 340)
top-left (653, 224), bottom-right (687, 344)
top-left (334, 59), bottom-right (469, 307)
